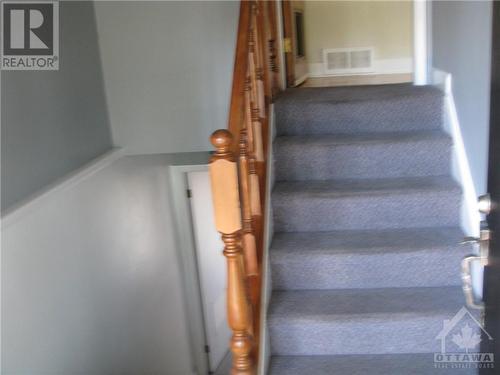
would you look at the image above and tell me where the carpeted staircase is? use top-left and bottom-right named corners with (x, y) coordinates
top-left (267, 84), bottom-right (476, 374)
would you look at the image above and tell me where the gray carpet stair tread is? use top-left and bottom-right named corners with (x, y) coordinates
top-left (275, 84), bottom-right (444, 135)
top-left (268, 286), bottom-right (468, 355)
top-left (274, 131), bottom-right (452, 180)
top-left (273, 175), bottom-right (460, 196)
top-left (276, 84), bottom-right (442, 104)
top-left (269, 354), bottom-right (478, 375)
top-left (270, 227), bottom-right (470, 289)
top-left (271, 227), bottom-right (465, 254)
top-left (275, 129), bottom-right (451, 146)
top-left (272, 176), bottom-right (461, 231)
top-left (269, 286), bottom-right (464, 319)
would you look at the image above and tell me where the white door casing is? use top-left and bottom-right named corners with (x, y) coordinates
top-left (413, 0), bottom-right (430, 85)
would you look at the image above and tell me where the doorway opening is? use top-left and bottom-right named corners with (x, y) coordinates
top-left (169, 165), bottom-right (231, 375)
top-left (186, 171), bottom-right (232, 374)
top-left (280, 0), bottom-right (417, 88)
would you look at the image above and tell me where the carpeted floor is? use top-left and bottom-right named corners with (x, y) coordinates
top-left (267, 84), bottom-right (477, 374)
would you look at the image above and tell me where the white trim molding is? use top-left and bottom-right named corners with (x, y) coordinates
top-left (413, 0), bottom-right (429, 85)
top-left (294, 73), bottom-right (309, 86)
top-left (432, 68), bottom-right (479, 237)
top-left (374, 58), bottom-right (413, 75)
top-left (2, 148), bottom-right (124, 229)
top-left (433, 69), bottom-right (484, 300)
top-left (169, 163), bottom-right (211, 375)
top-left (276, 0), bottom-right (287, 90)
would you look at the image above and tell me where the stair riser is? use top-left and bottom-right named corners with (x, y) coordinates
top-left (274, 138), bottom-right (452, 181)
top-left (271, 247), bottom-right (466, 290)
top-left (276, 96), bottom-right (443, 136)
top-left (272, 190), bottom-right (461, 232)
top-left (269, 316), bottom-right (461, 355)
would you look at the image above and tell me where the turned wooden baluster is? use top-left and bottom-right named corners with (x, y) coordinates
top-left (249, 158), bottom-right (262, 218)
top-left (248, 17), bottom-right (266, 167)
top-left (244, 77), bottom-right (263, 217)
top-left (238, 129), bottom-right (258, 277)
top-left (248, 52), bottom-right (260, 122)
top-left (244, 77), bottom-right (255, 154)
top-left (209, 130), bottom-right (255, 375)
top-left (249, 87), bottom-right (264, 163)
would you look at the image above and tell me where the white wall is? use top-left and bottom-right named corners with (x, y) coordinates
top-left (2, 153), bottom-right (208, 374)
top-left (94, 1), bottom-right (239, 155)
top-left (432, 0), bottom-right (492, 195)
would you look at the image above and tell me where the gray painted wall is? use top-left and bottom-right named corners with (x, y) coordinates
top-left (1, 1), bottom-right (241, 373)
top-left (2, 152), bottom-right (209, 374)
top-left (1, 1), bottom-right (113, 212)
top-left (432, 0), bottom-right (492, 195)
top-left (94, 1), bottom-right (239, 155)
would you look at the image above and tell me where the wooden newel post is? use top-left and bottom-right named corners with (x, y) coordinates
top-left (209, 130), bottom-right (255, 375)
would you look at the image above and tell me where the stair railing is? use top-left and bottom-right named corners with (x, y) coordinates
top-left (209, 1), bottom-right (279, 373)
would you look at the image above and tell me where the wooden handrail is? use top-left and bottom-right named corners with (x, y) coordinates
top-left (209, 1), bottom-right (280, 373)
top-left (227, 2), bottom-right (252, 152)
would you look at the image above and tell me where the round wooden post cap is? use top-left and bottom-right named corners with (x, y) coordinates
top-left (210, 129), bottom-right (235, 161)
top-left (211, 129), bottom-right (233, 150)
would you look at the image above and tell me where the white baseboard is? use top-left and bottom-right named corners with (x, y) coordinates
top-left (432, 68), bottom-right (479, 238)
top-left (432, 69), bottom-right (448, 91)
top-left (434, 69), bottom-right (484, 300)
top-left (374, 58), bottom-right (413, 75)
top-left (294, 73), bottom-right (309, 86)
top-left (308, 58), bottom-right (413, 78)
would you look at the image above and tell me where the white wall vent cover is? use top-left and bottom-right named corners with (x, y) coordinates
top-left (323, 47), bottom-right (374, 75)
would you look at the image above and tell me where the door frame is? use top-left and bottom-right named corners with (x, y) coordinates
top-left (413, 0), bottom-right (431, 85)
top-left (186, 169), bottom-right (232, 371)
top-left (481, 0), bottom-right (500, 369)
top-left (277, 0), bottom-right (431, 87)
top-left (281, 0), bottom-right (295, 87)
top-left (169, 164), bottom-right (211, 375)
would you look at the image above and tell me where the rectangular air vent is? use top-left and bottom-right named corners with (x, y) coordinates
top-left (323, 47), bottom-right (374, 75)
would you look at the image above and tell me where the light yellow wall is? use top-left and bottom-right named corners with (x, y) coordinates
top-left (304, 1), bottom-right (413, 63)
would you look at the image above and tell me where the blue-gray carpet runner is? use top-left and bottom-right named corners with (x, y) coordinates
top-left (268, 84), bottom-right (477, 374)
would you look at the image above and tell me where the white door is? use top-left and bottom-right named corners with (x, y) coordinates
top-left (187, 171), bottom-right (231, 371)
